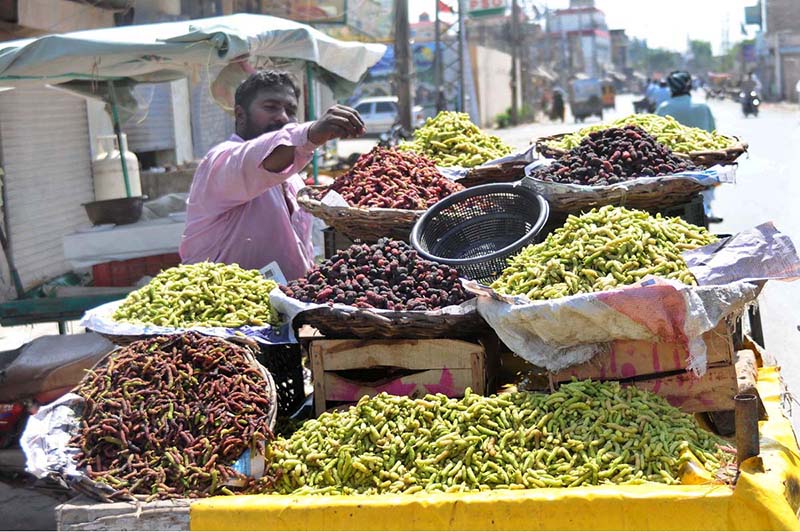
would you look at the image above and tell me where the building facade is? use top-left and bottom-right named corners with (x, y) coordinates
top-left (546, 0), bottom-right (611, 78)
top-left (754, 0), bottom-right (800, 101)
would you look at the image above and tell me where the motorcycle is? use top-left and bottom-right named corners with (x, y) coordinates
top-left (0, 333), bottom-right (113, 455)
top-left (378, 122), bottom-right (412, 148)
top-left (740, 90), bottom-right (760, 117)
top-left (633, 97), bottom-right (656, 114)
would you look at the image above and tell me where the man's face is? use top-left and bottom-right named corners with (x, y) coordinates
top-left (236, 86), bottom-right (299, 140)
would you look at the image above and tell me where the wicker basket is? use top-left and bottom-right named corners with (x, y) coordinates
top-left (534, 132), bottom-right (748, 167)
top-left (97, 330), bottom-right (306, 417)
top-left (292, 303), bottom-right (488, 340)
top-left (456, 159), bottom-right (529, 188)
top-left (65, 335), bottom-right (278, 502)
top-left (296, 186), bottom-right (423, 243)
top-left (522, 174), bottom-right (709, 212)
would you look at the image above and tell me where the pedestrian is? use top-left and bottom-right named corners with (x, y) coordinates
top-left (795, 78), bottom-right (800, 106)
top-left (645, 78), bottom-right (657, 105)
top-left (657, 70), bottom-right (720, 223)
top-left (180, 70), bottom-right (366, 280)
top-left (550, 90), bottom-right (565, 123)
top-left (653, 79), bottom-right (671, 108)
top-left (657, 71), bottom-right (716, 132)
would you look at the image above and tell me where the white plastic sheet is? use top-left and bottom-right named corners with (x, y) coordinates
top-left (81, 299), bottom-right (296, 344)
top-left (466, 224), bottom-right (799, 374)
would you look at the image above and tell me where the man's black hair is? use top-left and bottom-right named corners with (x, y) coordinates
top-left (234, 70), bottom-right (300, 110)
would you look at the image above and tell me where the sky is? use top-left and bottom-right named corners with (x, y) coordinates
top-left (409, 0), bottom-right (758, 55)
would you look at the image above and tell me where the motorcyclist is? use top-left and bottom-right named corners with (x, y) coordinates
top-left (741, 71), bottom-right (762, 97)
top-left (656, 71), bottom-right (715, 132)
top-left (656, 71), bottom-right (720, 223)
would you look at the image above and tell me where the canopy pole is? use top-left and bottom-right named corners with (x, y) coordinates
top-left (107, 80), bottom-right (132, 198)
top-left (305, 62), bottom-right (319, 185)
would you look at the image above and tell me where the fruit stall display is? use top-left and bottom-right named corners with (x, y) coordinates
top-left (50, 107), bottom-right (800, 531)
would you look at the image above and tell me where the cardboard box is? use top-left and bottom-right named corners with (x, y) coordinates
top-left (551, 322), bottom-right (737, 413)
top-left (627, 364), bottom-right (738, 413)
top-left (309, 338), bottom-right (486, 416)
top-left (552, 321), bottom-right (733, 382)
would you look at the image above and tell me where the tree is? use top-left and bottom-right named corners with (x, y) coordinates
top-left (647, 48), bottom-right (682, 74)
top-left (688, 40), bottom-right (713, 76)
top-left (714, 39), bottom-right (755, 74)
top-left (628, 38), bottom-right (682, 76)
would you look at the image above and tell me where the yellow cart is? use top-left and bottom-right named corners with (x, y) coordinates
top-left (188, 366), bottom-right (800, 531)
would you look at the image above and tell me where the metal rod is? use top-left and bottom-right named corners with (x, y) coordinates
top-left (748, 303), bottom-right (765, 348)
top-left (305, 62), bottom-right (318, 186)
top-left (735, 393), bottom-right (760, 465)
top-left (457, 0), bottom-right (466, 112)
top-left (0, 168), bottom-right (23, 298)
top-left (107, 80), bottom-right (132, 198)
top-left (434, 0), bottom-right (444, 113)
top-left (394, 0), bottom-right (413, 131)
top-left (510, 0), bottom-right (520, 125)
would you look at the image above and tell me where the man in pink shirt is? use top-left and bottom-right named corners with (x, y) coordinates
top-left (180, 71), bottom-right (365, 280)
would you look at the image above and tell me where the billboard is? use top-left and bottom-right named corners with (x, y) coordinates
top-left (467, 0), bottom-right (507, 18)
top-left (259, 0), bottom-right (348, 24)
top-left (744, 4), bottom-right (762, 27)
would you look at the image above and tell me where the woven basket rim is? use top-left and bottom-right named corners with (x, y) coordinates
top-left (296, 185), bottom-right (428, 216)
top-left (293, 302), bottom-right (486, 339)
top-left (534, 131), bottom-right (748, 159)
top-left (297, 301), bottom-right (477, 320)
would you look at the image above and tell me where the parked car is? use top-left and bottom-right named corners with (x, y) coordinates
top-left (352, 96), bottom-right (425, 135)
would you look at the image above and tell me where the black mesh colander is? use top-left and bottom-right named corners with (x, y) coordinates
top-left (410, 182), bottom-right (550, 284)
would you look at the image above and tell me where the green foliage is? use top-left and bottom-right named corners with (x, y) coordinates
top-left (688, 40), bottom-right (714, 75)
top-left (495, 109), bottom-right (511, 129)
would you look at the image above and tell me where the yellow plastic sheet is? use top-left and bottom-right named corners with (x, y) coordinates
top-left (190, 367), bottom-right (800, 530)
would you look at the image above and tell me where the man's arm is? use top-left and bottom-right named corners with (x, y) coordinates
top-left (192, 123), bottom-right (316, 213)
top-left (261, 105), bottom-right (365, 172)
top-left (199, 106), bottom-right (365, 211)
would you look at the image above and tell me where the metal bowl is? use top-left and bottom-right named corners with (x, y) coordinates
top-left (82, 196), bottom-right (147, 226)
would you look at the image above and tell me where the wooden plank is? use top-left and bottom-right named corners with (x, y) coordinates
top-left (313, 339), bottom-right (483, 371)
top-left (735, 349), bottom-right (759, 394)
top-left (626, 365), bottom-right (738, 413)
top-left (57, 496), bottom-right (189, 531)
top-left (323, 368), bottom-right (475, 402)
top-left (552, 322), bottom-right (733, 383)
top-left (471, 350), bottom-right (486, 395)
top-left (310, 343), bottom-right (327, 417)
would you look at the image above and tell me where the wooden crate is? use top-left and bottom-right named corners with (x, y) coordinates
top-left (309, 338), bottom-right (486, 416)
top-left (551, 322), bottom-right (737, 413)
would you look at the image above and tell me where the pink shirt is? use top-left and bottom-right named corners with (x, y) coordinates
top-left (180, 122), bottom-right (317, 281)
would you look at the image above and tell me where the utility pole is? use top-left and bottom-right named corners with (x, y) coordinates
top-left (457, 0), bottom-right (466, 112)
top-left (510, 0), bottom-right (521, 125)
top-left (435, 0), bottom-right (445, 112)
top-left (395, 0), bottom-right (413, 130)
